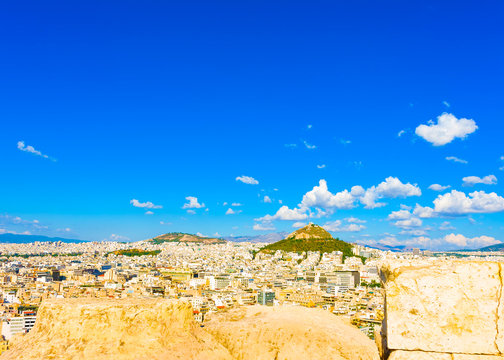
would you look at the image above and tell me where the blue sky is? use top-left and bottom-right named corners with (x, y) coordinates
top-left (1, 1), bottom-right (504, 249)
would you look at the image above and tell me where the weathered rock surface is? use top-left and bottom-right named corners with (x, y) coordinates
top-left (389, 350), bottom-right (504, 359)
top-left (381, 259), bottom-right (503, 355)
top-left (1, 298), bottom-right (232, 360)
top-left (1, 299), bottom-right (379, 360)
top-left (205, 305), bottom-right (380, 360)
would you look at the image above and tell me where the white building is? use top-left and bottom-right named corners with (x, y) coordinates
top-left (1, 315), bottom-right (37, 340)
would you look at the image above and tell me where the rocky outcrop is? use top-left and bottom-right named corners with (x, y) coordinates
top-left (1, 298), bottom-right (232, 360)
top-left (381, 259), bottom-right (504, 359)
top-left (206, 305), bottom-right (380, 360)
top-left (1, 299), bottom-right (379, 360)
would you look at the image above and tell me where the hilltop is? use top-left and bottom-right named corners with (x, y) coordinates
top-left (149, 232), bottom-right (226, 245)
top-left (259, 223), bottom-right (354, 258)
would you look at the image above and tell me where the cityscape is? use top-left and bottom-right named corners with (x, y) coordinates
top-left (1, 1), bottom-right (503, 359)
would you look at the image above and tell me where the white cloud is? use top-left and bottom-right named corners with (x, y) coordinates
top-left (225, 208), bottom-right (235, 215)
top-left (263, 196), bottom-right (272, 203)
top-left (415, 113), bottom-right (478, 146)
top-left (413, 204), bottom-right (435, 218)
top-left (253, 222), bottom-right (276, 231)
top-left (186, 209), bottom-right (196, 215)
top-left (346, 217), bottom-right (366, 224)
top-left (400, 229), bottom-right (428, 236)
top-left (442, 101), bottom-right (450, 108)
top-left (359, 177), bottom-right (421, 209)
top-left (446, 156), bottom-right (468, 164)
top-left (130, 199), bottom-right (162, 209)
top-left (439, 221), bottom-right (455, 230)
top-left (462, 175), bottom-right (497, 186)
top-left (256, 206), bottom-right (308, 221)
top-left (223, 202), bottom-right (228, 206)
top-left (317, 164), bottom-right (326, 169)
top-left (17, 141), bottom-right (54, 161)
top-left (429, 184), bottom-right (451, 191)
top-left (340, 139), bottom-right (351, 145)
top-left (231, 203), bottom-right (242, 206)
top-left (394, 217), bottom-right (422, 229)
top-left (236, 175), bottom-right (259, 185)
top-left (292, 222), bottom-right (307, 228)
top-left (300, 180), bottom-right (357, 211)
top-left (433, 190), bottom-right (504, 215)
top-left (303, 140), bottom-right (316, 149)
top-left (182, 196), bottom-right (205, 209)
top-left (256, 177), bottom-right (422, 222)
top-left (307, 124), bottom-right (312, 129)
top-left (397, 130), bottom-right (406, 137)
top-left (145, 211), bottom-right (154, 215)
top-left (443, 233), bottom-right (500, 248)
top-left (388, 209), bottom-right (412, 220)
top-left (106, 234), bottom-right (130, 242)
top-left (323, 220), bottom-right (365, 232)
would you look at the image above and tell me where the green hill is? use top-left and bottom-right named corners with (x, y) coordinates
top-left (259, 223), bottom-right (354, 258)
top-left (150, 232), bottom-right (226, 245)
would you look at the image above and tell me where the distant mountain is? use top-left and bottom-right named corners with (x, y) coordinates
top-left (224, 232), bottom-right (289, 243)
top-left (358, 243), bottom-right (411, 252)
top-left (473, 243), bottom-right (504, 252)
top-left (0, 233), bottom-right (89, 244)
top-left (259, 223), bottom-right (354, 257)
top-left (149, 232), bottom-right (226, 245)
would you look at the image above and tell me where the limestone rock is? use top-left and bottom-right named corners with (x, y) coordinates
top-left (381, 259), bottom-right (503, 354)
top-left (389, 351), bottom-right (504, 360)
top-left (205, 305), bottom-right (380, 360)
top-left (388, 350), bottom-right (451, 359)
top-left (0, 298), bottom-right (232, 360)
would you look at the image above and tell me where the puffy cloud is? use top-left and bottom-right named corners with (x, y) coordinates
top-left (303, 140), bottom-right (316, 149)
top-left (443, 233), bottom-right (500, 248)
top-left (400, 229), bottom-right (428, 236)
top-left (17, 141), bottom-right (54, 161)
top-left (300, 180), bottom-right (356, 210)
top-left (462, 175), bottom-right (497, 186)
top-left (292, 222), bottom-right (307, 228)
top-left (360, 177), bottom-right (421, 209)
top-left (394, 217), bottom-right (422, 229)
top-left (346, 217), bottom-right (366, 224)
top-left (433, 190), bottom-right (504, 215)
top-left (429, 184), bottom-right (451, 191)
top-left (130, 199), bottom-right (162, 209)
top-left (225, 208), bottom-right (236, 215)
top-left (323, 220), bottom-right (365, 232)
top-left (263, 196), bottom-right (272, 203)
top-left (182, 196), bottom-right (205, 209)
top-left (413, 204), bottom-right (435, 218)
top-left (236, 175), bottom-right (259, 185)
top-left (388, 209), bottom-right (411, 220)
top-left (446, 156), bottom-right (468, 164)
top-left (256, 206), bottom-right (308, 222)
top-left (256, 177), bottom-right (421, 223)
top-left (415, 113), bottom-right (478, 146)
top-left (253, 222), bottom-right (275, 231)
